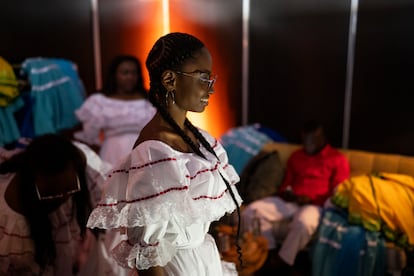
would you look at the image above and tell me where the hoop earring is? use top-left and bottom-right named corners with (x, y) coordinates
top-left (171, 90), bottom-right (175, 105)
top-left (166, 90), bottom-right (175, 106)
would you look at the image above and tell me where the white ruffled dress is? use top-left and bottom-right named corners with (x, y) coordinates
top-left (0, 174), bottom-right (78, 275)
top-left (0, 142), bottom-right (114, 276)
top-left (87, 130), bottom-right (242, 275)
top-left (75, 94), bottom-right (156, 166)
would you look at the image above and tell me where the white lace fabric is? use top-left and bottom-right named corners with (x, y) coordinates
top-left (74, 94), bottom-right (156, 145)
top-left (87, 130), bottom-right (242, 271)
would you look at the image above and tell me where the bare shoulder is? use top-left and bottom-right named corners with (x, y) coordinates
top-left (134, 120), bottom-right (163, 148)
top-left (133, 118), bottom-right (194, 153)
top-left (133, 118), bottom-right (177, 149)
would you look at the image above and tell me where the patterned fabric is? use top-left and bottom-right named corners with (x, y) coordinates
top-left (75, 94), bottom-right (156, 166)
top-left (220, 124), bottom-right (274, 174)
top-left (332, 173), bottom-right (414, 249)
top-left (87, 129), bottom-right (242, 274)
top-left (278, 144), bottom-right (350, 206)
top-left (21, 57), bottom-right (85, 136)
top-left (312, 209), bottom-right (386, 276)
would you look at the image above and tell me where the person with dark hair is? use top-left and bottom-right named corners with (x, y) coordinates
top-left (87, 32), bottom-right (243, 276)
top-left (0, 134), bottom-right (115, 275)
top-left (75, 55), bottom-right (156, 166)
top-left (242, 120), bottom-right (350, 274)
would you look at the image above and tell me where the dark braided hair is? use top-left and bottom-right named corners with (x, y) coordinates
top-left (0, 134), bottom-right (93, 271)
top-left (145, 32), bottom-right (243, 267)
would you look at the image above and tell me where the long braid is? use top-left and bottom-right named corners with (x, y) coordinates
top-left (185, 119), bottom-right (243, 268)
top-left (148, 88), bottom-right (204, 157)
top-left (146, 32), bottom-right (243, 268)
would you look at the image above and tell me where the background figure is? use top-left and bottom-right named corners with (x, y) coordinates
top-left (243, 120), bottom-right (350, 274)
top-left (0, 134), bottom-right (116, 276)
top-left (87, 32), bottom-right (242, 276)
top-left (75, 55), bottom-right (156, 166)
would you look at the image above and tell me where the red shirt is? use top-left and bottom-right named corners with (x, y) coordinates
top-left (278, 144), bottom-right (350, 206)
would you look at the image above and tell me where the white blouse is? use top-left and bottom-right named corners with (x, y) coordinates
top-left (75, 94), bottom-right (156, 166)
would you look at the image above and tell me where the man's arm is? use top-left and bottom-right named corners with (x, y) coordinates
top-left (278, 156), bottom-right (298, 202)
top-left (330, 155), bottom-right (350, 192)
top-left (278, 156), bottom-right (294, 194)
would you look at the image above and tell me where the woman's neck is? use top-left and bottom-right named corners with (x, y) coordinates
top-left (111, 92), bottom-right (144, 100)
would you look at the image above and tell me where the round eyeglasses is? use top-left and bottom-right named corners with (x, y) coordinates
top-left (175, 70), bottom-right (217, 91)
top-left (35, 175), bottom-right (81, 200)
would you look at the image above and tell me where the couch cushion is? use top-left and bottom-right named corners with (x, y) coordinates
top-left (262, 142), bottom-right (414, 178)
top-left (238, 150), bottom-right (284, 204)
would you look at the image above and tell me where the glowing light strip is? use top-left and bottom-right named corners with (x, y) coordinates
top-left (242, 0), bottom-right (250, 125)
top-left (162, 0), bottom-right (170, 34)
top-left (91, 0), bottom-right (102, 90)
top-left (342, 0), bottom-right (359, 149)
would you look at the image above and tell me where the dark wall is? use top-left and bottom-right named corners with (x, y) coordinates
top-left (249, 1), bottom-right (350, 147)
top-left (2, 0), bottom-right (414, 155)
top-left (1, 0), bottom-right (95, 93)
top-left (248, 0), bottom-right (414, 156)
top-left (350, 0), bottom-right (414, 155)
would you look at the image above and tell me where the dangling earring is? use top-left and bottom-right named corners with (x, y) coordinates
top-left (166, 90), bottom-right (175, 107)
top-left (170, 90), bottom-right (175, 105)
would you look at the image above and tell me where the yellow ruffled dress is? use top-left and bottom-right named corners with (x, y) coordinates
top-left (332, 172), bottom-right (414, 249)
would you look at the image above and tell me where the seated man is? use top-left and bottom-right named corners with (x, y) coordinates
top-left (242, 120), bottom-right (350, 272)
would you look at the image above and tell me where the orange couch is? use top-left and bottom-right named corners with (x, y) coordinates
top-left (261, 142), bottom-right (414, 178)
top-left (260, 141), bottom-right (413, 273)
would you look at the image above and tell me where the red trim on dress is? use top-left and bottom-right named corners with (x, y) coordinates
top-left (0, 227), bottom-right (31, 239)
top-left (97, 186), bottom-right (190, 207)
top-left (0, 250), bottom-right (33, 257)
top-left (193, 189), bottom-right (228, 200)
top-left (98, 151), bottom-right (234, 207)
top-left (108, 157), bottom-right (177, 177)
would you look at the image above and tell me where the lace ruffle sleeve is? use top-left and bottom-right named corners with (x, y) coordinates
top-left (87, 138), bottom-right (241, 229)
top-left (87, 134), bottom-right (242, 269)
top-left (74, 94), bottom-right (105, 145)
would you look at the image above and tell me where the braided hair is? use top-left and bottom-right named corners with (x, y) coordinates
top-left (145, 32), bottom-right (243, 267)
top-left (0, 134), bottom-right (93, 270)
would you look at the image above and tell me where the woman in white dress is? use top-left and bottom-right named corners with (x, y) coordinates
top-left (87, 33), bottom-right (243, 276)
top-left (75, 55), bottom-right (156, 166)
top-left (0, 134), bottom-right (115, 275)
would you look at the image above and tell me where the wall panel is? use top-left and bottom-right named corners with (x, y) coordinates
top-left (350, 0), bottom-right (414, 155)
top-left (249, 0), bottom-right (351, 146)
top-left (1, 0), bottom-right (94, 93)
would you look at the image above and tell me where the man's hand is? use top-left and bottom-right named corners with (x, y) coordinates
top-left (280, 190), bottom-right (297, 202)
top-left (296, 195), bottom-right (312, 205)
top-left (280, 191), bottom-right (312, 205)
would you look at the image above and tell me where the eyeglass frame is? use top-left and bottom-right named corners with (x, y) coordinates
top-left (35, 175), bottom-right (81, 201)
top-left (175, 70), bottom-right (217, 91)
